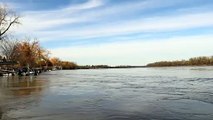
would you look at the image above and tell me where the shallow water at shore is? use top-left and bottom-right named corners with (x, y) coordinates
top-left (0, 67), bottom-right (213, 120)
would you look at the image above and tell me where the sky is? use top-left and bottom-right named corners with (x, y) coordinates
top-left (1, 0), bottom-right (213, 65)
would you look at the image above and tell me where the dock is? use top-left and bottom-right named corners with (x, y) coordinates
top-left (0, 69), bottom-right (16, 76)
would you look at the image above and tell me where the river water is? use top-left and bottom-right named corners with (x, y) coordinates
top-left (0, 67), bottom-right (213, 120)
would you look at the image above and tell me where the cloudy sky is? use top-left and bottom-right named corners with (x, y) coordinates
top-left (2, 0), bottom-right (213, 65)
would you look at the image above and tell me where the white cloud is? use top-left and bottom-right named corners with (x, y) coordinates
top-left (28, 11), bottom-right (213, 42)
top-left (11, 0), bottom-right (105, 33)
top-left (12, 0), bottom-right (213, 41)
top-left (64, 0), bottom-right (104, 10)
top-left (51, 35), bottom-right (213, 65)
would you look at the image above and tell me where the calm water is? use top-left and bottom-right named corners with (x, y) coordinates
top-left (0, 67), bottom-right (213, 120)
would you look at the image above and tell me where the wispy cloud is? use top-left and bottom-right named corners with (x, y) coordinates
top-left (64, 0), bottom-right (104, 10)
top-left (9, 0), bottom-right (213, 42)
top-left (14, 0), bottom-right (105, 33)
top-left (29, 11), bottom-right (213, 42)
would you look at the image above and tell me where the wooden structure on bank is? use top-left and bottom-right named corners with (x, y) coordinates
top-left (0, 58), bottom-right (18, 76)
top-left (0, 61), bottom-right (17, 65)
top-left (0, 57), bottom-right (18, 66)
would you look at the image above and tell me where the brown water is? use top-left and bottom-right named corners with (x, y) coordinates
top-left (0, 67), bottom-right (213, 120)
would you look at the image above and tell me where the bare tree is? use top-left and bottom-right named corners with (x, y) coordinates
top-left (0, 4), bottom-right (20, 40)
top-left (0, 36), bottom-right (19, 60)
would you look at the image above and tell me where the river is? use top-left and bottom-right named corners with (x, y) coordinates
top-left (0, 67), bottom-right (213, 120)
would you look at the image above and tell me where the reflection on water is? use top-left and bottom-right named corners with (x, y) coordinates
top-left (0, 67), bottom-right (213, 120)
top-left (0, 76), bottom-right (47, 97)
top-left (0, 76), bottom-right (48, 120)
top-left (0, 108), bottom-right (2, 119)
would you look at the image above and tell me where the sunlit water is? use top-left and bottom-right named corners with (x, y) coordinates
top-left (0, 67), bottom-right (213, 120)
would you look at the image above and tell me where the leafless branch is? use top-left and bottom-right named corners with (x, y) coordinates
top-left (0, 4), bottom-right (20, 40)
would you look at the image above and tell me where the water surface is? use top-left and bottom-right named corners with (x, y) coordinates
top-left (0, 67), bottom-right (213, 120)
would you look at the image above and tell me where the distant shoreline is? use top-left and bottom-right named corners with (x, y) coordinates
top-left (146, 56), bottom-right (213, 67)
top-left (73, 65), bottom-right (213, 70)
top-left (75, 65), bottom-right (146, 69)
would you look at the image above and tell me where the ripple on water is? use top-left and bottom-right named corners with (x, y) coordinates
top-left (0, 67), bottom-right (213, 120)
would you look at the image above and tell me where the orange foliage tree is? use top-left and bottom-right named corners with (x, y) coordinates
top-left (50, 57), bottom-right (77, 69)
top-left (14, 38), bottom-right (50, 68)
top-left (60, 61), bottom-right (77, 69)
top-left (50, 57), bottom-right (61, 66)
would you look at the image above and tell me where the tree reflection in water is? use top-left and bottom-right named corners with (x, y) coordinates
top-left (0, 76), bottom-right (48, 96)
top-left (0, 107), bottom-right (2, 119)
top-left (0, 76), bottom-right (48, 119)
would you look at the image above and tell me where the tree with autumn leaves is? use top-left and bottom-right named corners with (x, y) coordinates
top-left (0, 36), bottom-right (78, 69)
top-left (0, 38), bottom-right (49, 68)
top-left (15, 39), bottom-right (50, 68)
top-left (0, 36), bottom-right (77, 69)
top-left (50, 57), bottom-right (77, 69)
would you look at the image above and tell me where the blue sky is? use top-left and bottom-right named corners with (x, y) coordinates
top-left (2, 0), bottom-right (213, 65)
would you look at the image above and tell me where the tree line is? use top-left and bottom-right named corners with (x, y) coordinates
top-left (147, 56), bottom-right (213, 67)
top-left (0, 37), bottom-right (78, 70)
top-left (0, 4), bottom-right (77, 70)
